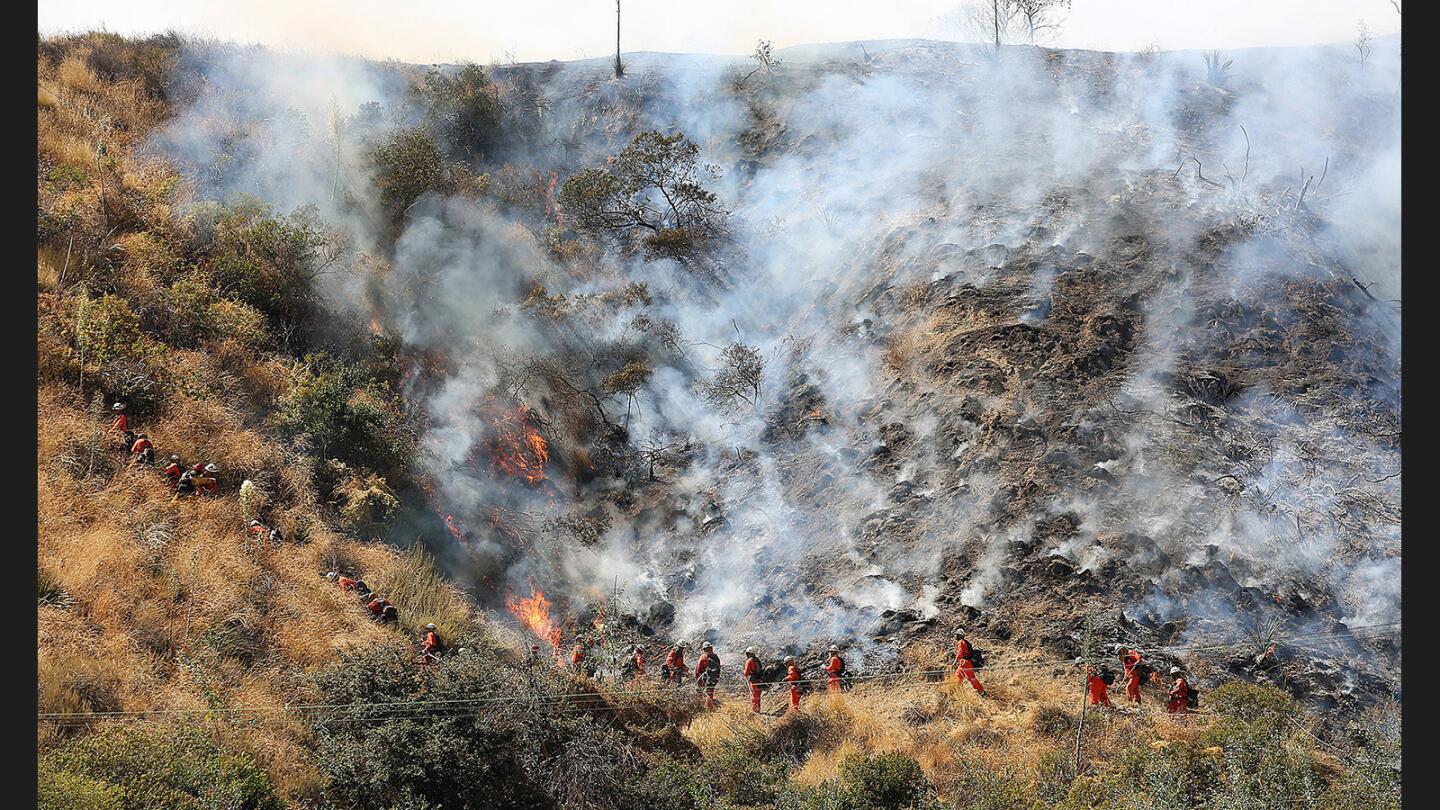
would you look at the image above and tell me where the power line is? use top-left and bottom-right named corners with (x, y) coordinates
top-left (37, 621), bottom-right (1399, 724)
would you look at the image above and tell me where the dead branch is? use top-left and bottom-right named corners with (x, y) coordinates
top-left (1173, 155), bottom-right (1225, 189)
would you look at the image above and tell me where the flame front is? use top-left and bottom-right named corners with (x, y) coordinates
top-left (420, 478), bottom-right (466, 543)
top-left (506, 585), bottom-right (563, 656)
top-left (481, 396), bottom-right (550, 485)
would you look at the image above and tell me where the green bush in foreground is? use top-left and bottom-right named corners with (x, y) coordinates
top-left (39, 727), bottom-right (283, 810)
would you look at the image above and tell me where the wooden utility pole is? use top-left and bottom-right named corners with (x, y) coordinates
top-left (614, 1), bottom-right (624, 78)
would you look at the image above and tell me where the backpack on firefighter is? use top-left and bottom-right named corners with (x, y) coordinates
top-left (700, 649), bottom-right (722, 687)
top-left (1186, 684), bottom-right (1200, 709)
top-left (1099, 667), bottom-right (1116, 686)
top-left (969, 646), bottom-right (986, 669)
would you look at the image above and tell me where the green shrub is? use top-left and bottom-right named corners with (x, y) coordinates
top-left (311, 648), bottom-right (622, 809)
top-left (76, 295), bottom-right (143, 368)
top-left (838, 751), bottom-right (935, 810)
top-left (416, 63), bottom-right (503, 160)
top-left (205, 298), bottom-right (269, 351)
top-left (39, 727), bottom-right (283, 810)
top-left (559, 130), bottom-right (728, 261)
top-left (272, 354), bottom-right (415, 475)
top-left (370, 128), bottom-right (458, 227)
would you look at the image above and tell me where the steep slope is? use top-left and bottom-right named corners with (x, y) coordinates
top-left (37, 31), bottom-right (1400, 809)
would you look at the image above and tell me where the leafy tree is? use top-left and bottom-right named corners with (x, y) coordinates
top-left (559, 130), bottom-right (728, 260)
top-left (370, 127), bottom-right (460, 228)
top-left (417, 63), bottom-right (503, 160)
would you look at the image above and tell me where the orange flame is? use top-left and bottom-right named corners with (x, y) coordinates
top-left (506, 585), bottom-right (563, 656)
top-left (420, 479), bottom-right (465, 543)
top-left (481, 396), bottom-right (550, 485)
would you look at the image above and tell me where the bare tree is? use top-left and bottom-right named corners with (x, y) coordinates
top-left (1011, 0), bottom-right (1072, 45)
top-left (1355, 19), bottom-right (1373, 68)
top-left (698, 342), bottom-right (765, 412)
top-left (935, 1), bottom-right (1020, 55)
top-left (614, 1), bottom-right (624, 79)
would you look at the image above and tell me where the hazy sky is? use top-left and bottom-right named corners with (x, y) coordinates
top-left (38, 1), bottom-right (1402, 63)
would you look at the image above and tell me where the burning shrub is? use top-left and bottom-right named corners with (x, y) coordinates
top-left (479, 395), bottom-right (551, 485)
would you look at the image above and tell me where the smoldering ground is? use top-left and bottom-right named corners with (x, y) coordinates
top-left (149, 35), bottom-right (1399, 697)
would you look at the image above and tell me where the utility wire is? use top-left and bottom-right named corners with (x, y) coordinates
top-left (37, 621), bottom-right (1399, 724)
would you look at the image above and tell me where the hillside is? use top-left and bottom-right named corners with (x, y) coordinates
top-left (36, 32), bottom-right (1399, 809)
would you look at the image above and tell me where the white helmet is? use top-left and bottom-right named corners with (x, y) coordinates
top-left (784, 655), bottom-right (796, 663)
top-left (1170, 666), bottom-right (1182, 675)
top-left (326, 571), bottom-right (338, 581)
top-left (744, 647), bottom-right (757, 655)
top-left (250, 519), bottom-right (262, 526)
top-left (112, 402), bottom-right (125, 411)
top-left (205, 463), bottom-right (218, 473)
top-left (426, 623), bottom-right (437, 631)
top-left (828, 645), bottom-right (840, 653)
top-left (954, 629), bottom-right (966, 637)
top-left (702, 642), bottom-right (714, 650)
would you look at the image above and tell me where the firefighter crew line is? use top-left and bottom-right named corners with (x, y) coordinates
top-left (98, 402), bottom-right (1203, 715)
top-left (564, 629), bottom-right (1196, 716)
top-left (100, 402), bottom-right (451, 666)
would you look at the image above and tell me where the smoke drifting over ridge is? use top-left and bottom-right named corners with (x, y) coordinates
top-left (151, 36), bottom-right (1399, 688)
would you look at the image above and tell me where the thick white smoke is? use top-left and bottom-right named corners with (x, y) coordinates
top-left (151, 35), bottom-right (1399, 684)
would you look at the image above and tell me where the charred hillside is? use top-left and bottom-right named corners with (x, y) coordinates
top-left (38, 30), bottom-right (1401, 809)
top-left (429, 41), bottom-right (1400, 714)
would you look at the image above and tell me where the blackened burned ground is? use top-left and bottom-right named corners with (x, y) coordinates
top-left (595, 174), bottom-right (1397, 720)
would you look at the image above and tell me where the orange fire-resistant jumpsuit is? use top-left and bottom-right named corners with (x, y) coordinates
top-left (743, 655), bottom-right (762, 713)
top-left (785, 663), bottom-right (802, 710)
top-left (1087, 667), bottom-right (1112, 707)
top-left (955, 638), bottom-right (985, 693)
top-left (824, 654), bottom-right (844, 693)
top-left (571, 645), bottom-right (586, 672)
top-left (695, 652), bottom-right (719, 708)
top-left (664, 648), bottom-right (686, 685)
top-left (1167, 677), bottom-right (1189, 714)
top-left (1121, 649), bottom-right (1143, 703)
top-left (632, 649), bottom-right (646, 677)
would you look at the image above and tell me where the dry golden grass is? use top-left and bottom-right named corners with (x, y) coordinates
top-left (35, 384), bottom-right (455, 800)
top-left (679, 638), bottom-right (1214, 803)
